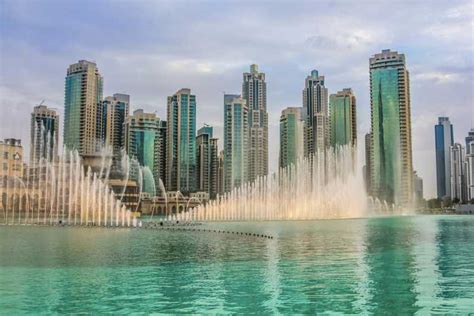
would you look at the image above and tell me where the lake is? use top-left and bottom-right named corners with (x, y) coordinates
top-left (0, 215), bottom-right (473, 313)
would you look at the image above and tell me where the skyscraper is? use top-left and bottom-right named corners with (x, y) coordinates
top-left (329, 88), bottom-right (357, 147)
top-left (303, 70), bottom-right (329, 156)
top-left (369, 49), bottom-right (414, 206)
top-left (166, 88), bottom-right (197, 194)
top-left (435, 117), bottom-right (454, 199)
top-left (365, 133), bottom-right (372, 193)
top-left (217, 150), bottom-right (225, 197)
top-left (103, 93), bottom-right (130, 159)
top-left (242, 64), bottom-right (268, 182)
top-left (196, 125), bottom-right (219, 199)
top-left (124, 109), bottom-right (165, 196)
top-left (466, 134), bottom-right (474, 201)
top-left (30, 105), bottom-right (59, 163)
top-left (224, 94), bottom-right (248, 192)
top-left (156, 120), bottom-right (167, 188)
top-left (466, 129), bottom-right (474, 154)
top-left (413, 171), bottom-right (424, 205)
top-left (279, 107), bottom-right (304, 169)
top-left (449, 143), bottom-right (467, 202)
top-left (64, 60), bottom-right (103, 155)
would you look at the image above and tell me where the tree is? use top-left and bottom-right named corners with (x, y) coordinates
top-left (442, 196), bottom-right (453, 208)
top-left (427, 198), bottom-right (441, 209)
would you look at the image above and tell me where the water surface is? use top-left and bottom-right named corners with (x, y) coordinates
top-left (1, 215), bottom-right (473, 313)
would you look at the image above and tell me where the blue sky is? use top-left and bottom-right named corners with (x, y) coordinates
top-left (0, 0), bottom-right (473, 198)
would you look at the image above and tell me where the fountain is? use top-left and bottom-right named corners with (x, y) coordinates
top-left (173, 145), bottom-right (388, 222)
top-left (0, 122), bottom-right (135, 227)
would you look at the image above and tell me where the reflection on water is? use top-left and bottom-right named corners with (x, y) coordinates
top-left (364, 217), bottom-right (418, 314)
top-left (0, 216), bottom-right (473, 313)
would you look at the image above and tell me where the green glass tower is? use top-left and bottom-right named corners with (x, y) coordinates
top-left (279, 107), bottom-right (304, 169)
top-left (370, 49), bottom-right (413, 206)
top-left (64, 60), bottom-right (103, 155)
top-left (329, 88), bottom-right (357, 147)
top-left (166, 88), bottom-right (197, 194)
top-left (124, 109), bottom-right (165, 196)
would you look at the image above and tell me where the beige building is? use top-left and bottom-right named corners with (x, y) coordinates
top-left (0, 139), bottom-right (24, 178)
top-left (141, 191), bottom-right (204, 216)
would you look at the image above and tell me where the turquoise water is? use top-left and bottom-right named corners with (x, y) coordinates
top-left (1, 215), bottom-right (473, 314)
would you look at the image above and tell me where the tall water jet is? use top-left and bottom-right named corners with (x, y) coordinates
top-left (0, 144), bottom-right (134, 227)
top-left (172, 146), bottom-right (370, 222)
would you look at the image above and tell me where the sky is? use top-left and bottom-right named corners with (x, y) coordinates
top-left (0, 0), bottom-right (473, 198)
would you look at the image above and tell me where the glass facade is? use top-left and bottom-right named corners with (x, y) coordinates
top-left (125, 110), bottom-right (164, 196)
top-left (63, 60), bottom-right (103, 155)
top-left (279, 108), bottom-right (303, 169)
top-left (196, 126), bottom-right (218, 198)
top-left (31, 105), bottom-right (59, 163)
top-left (303, 70), bottom-right (329, 156)
top-left (166, 89), bottom-right (197, 193)
top-left (64, 73), bottom-right (82, 151)
top-left (103, 94), bottom-right (129, 158)
top-left (371, 67), bottom-right (401, 203)
top-left (370, 50), bottom-right (413, 206)
top-left (224, 95), bottom-right (248, 192)
top-left (329, 89), bottom-right (356, 147)
top-left (435, 117), bottom-right (454, 199)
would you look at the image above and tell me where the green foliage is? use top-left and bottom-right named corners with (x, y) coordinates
top-left (427, 198), bottom-right (441, 209)
top-left (442, 196), bottom-right (452, 208)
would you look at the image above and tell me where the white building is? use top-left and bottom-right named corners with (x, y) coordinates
top-left (242, 64), bottom-right (268, 182)
top-left (466, 137), bottom-right (474, 201)
top-left (450, 143), bottom-right (467, 202)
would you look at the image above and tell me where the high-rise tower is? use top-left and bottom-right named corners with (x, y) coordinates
top-left (103, 93), bottom-right (130, 158)
top-left (450, 143), bottom-right (467, 202)
top-left (303, 70), bottom-right (329, 156)
top-left (369, 49), bottom-right (414, 206)
top-left (364, 132), bottom-right (372, 193)
top-left (64, 60), bottom-right (103, 155)
top-left (196, 125), bottom-right (219, 199)
top-left (166, 88), bottom-right (197, 194)
top-left (242, 64), bottom-right (268, 182)
top-left (30, 105), bottom-right (59, 163)
top-left (279, 107), bottom-right (304, 169)
top-left (465, 129), bottom-right (474, 154)
top-left (124, 109), bottom-right (165, 196)
top-left (224, 94), bottom-right (248, 192)
top-left (434, 117), bottom-right (454, 199)
top-left (465, 130), bottom-right (474, 201)
top-left (329, 88), bottom-right (357, 147)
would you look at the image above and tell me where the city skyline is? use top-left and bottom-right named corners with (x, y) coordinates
top-left (0, 0), bottom-right (472, 199)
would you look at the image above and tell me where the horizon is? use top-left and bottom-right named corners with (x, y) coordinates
top-left (1, 0), bottom-right (473, 199)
